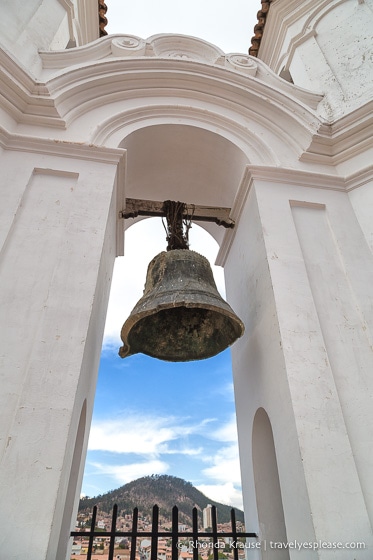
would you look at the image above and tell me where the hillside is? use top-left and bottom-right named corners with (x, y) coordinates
top-left (79, 474), bottom-right (244, 525)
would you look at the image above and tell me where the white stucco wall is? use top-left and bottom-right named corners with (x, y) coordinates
top-left (258, 0), bottom-right (373, 121)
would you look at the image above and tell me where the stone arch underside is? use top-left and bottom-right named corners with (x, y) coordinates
top-left (119, 124), bottom-right (250, 246)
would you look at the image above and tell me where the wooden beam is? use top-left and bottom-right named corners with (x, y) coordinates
top-left (121, 198), bottom-right (235, 228)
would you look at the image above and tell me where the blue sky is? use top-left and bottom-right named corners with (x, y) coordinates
top-left (81, 1), bottom-right (259, 509)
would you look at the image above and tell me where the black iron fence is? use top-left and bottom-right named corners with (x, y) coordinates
top-left (70, 504), bottom-right (257, 560)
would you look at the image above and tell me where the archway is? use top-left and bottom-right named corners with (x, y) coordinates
top-left (252, 408), bottom-right (288, 559)
top-left (80, 216), bottom-right (243, 511)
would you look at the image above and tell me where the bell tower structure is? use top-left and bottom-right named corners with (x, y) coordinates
top-left (0, 1), bottom-right (372, 558)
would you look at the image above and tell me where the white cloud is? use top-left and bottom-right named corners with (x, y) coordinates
top-left (209, 416), bottom-right (239, 442)
top-left (197, 482), bottom-right (243, 510)
top-left (197, 441), bottom-right (243, 509)
top-left (88, 413), bottom-right (213, 455)
top-left (197, 418), bottom-right (242, 503)
top-left (202, 444), bottom-right (241, 486)
top-left (91, 460), bottom-right (170, 485)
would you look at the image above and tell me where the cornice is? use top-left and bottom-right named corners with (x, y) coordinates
top-left (216, 164), bottom-right (348, 266)
top-left (0, 123), bottom-right (126, 256)
top-left (302, 101), bottom-right (373, 165)
top-left (39, 35), bottom-right (115, 68)
top-left (344, 165), bottom-right (373, 192)
top-left (46, 57), bottom-right (321, 121)
top-left (0, 48), bottom-right (65, 127)
top-left (2, 34), bottom-right (370, 168)
top-left (38, 33), bottom-right (322, 112)
top-left (0, 125), bottom-right (125, 164)
top-left (1, 36), bottom-right (323, 159)
top-left (45, 58), bottom-right (321, 162)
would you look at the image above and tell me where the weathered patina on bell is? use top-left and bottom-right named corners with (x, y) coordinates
top-left (118, 248), bottom-right (244, 361)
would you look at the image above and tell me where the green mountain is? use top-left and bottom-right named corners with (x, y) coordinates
top-left (79, 474), bottom-right (244, 526)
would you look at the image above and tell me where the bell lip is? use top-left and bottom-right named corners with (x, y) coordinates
top-left (119, 300), bottom-right (245, 360)
top-left (120, 300), bottom-right (245, 339)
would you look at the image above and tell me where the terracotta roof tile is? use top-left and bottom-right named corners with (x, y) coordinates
top-left (249, 0), bottom-right (274, 57)
top-left (98, 0), bottom-right (108, 37)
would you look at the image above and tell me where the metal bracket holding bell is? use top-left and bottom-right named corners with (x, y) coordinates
top-left (118, 199), bottom-right (244, 362)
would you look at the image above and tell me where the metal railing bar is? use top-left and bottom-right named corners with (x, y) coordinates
top-left (70, 503), bottom-right (258, 560)
top-left (171, 505), bottom-right (179, 560)
top-left (192, 507), bottom-right (198, 560)
top-left (130, 506), bottom-right (139, 560)
top-left (70, 529), bottom-right (257, 538)
top-left (230, 507), bottom-right (239, 560)
top-left (108, 503), bottom-right (118, 560)
top-left (211, 506), bottom-right (218, 560)
top-left (150, 505), bottom-right (159, 560)
top-left (86, 505), bottom-right (97, 559)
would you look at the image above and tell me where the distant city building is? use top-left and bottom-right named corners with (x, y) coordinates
top-left (202, 505), bottom-right (215, 529)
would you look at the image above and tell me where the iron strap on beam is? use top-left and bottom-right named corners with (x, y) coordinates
top-left (121, 198), bottom-right (235, 229)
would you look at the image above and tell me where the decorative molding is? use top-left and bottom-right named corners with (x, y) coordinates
top-left (56, 0), bottom-right (76, 42)
top-left (33, 167), bottom-right (80, 178)
top-left (0, 125), bottom-right (125, 164)
top-left (3, 31), bottom-right (370, 169)
top-left (216, 164), bottom-right (348, 265)
top-left (289, 200), bottom-right (326, 209)
top-left (344, 165), bottom-right (373, 192)
top-left (216, 166), bottom-right (252, 266)
top-left (0, 49), bottom-right (65, 127)
top-left (283, 29), bottom-right (318, 74)
top-left (76, 0), bottom-right (101, 45)
top-left (225, 54), bottom-right (258, 76)
top-left (39, 35), bottom-right (114, 68)
top-left (257, 0), bottom-right (342, 71)
top-left (148, 33), bottom-right (224, 64)
top-left (111, 36), bottom-right (147, 57)
top-left (116, 149), bottom-right (126, 257)
top-left (38, 33), bottom-right (322, 112)
top-left (302, 100), bottom-right (373, 165)
top-left (0, 124), bottom-right (126, 257)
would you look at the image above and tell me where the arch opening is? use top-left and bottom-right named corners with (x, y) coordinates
top-left (252, 407), bottom-right (289, 559)
top-left (57, 400), bottom-right (87, 559)
top-left (77, 217), bottom-right (244, 524)
top-left (120, 124), bottom-right (249, 235)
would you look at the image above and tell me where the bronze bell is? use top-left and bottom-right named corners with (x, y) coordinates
top-left (118, 248), bottom-right (244, 362)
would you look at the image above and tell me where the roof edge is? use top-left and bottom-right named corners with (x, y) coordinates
top-left (98, 0), bottom-right (108, 37)
top-left (249, 0), bottom-right (274, 57)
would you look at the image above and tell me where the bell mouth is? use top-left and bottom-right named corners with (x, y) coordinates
top-left (119, 303), bottom-right (243, 362)
top-left (119, 249), bottom-right (244, 362)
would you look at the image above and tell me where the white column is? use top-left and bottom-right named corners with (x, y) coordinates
top-left (0, 146), bottom-right (124, 559)
top-left (225, 171), bottom-right (373, 559)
